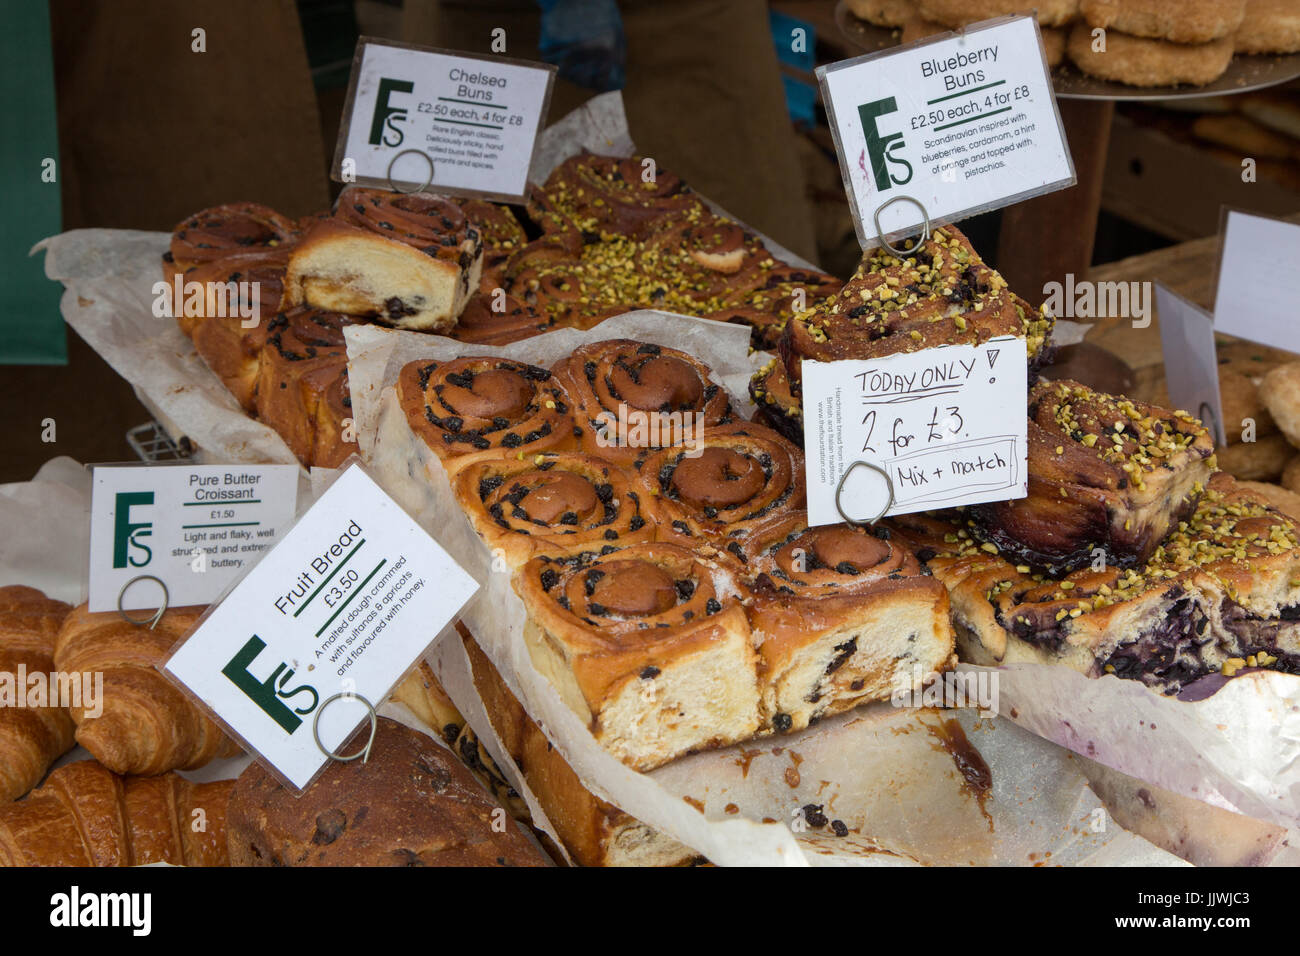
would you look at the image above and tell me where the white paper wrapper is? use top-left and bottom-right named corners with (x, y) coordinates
top-left (984, 662), bottom-right (1300, 831)
top-left (36, 229), bottom-right (300, 468)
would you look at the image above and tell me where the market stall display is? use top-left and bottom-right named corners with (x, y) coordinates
top-left (14, 26), bottom-right (1300, 874)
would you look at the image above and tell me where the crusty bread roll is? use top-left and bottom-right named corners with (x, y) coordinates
top-left (1261, 361), bottom-right (1300, 447)
top-left (917, 0), bottom-right (1078, 27)
top-left (1192, 113), bottom-right (1300, 161)
top-left (1216, 433), bottom-right (1293, 482)
top-left (846, 0), bottom-right (916, 27)
top-left (227, 717), bottom-right (548, 866)
top-left (1235, 0), bottom-right (1300, 52)
top-left (1282, 454), bottom-right (1300, 494)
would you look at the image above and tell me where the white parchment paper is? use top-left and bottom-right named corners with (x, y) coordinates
top-left (982, 662), bottom-right (1300, 831)
top-left (35, 229), bottom-right (300, 468)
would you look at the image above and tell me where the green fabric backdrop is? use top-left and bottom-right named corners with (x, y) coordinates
top-left (0, 0), bottom-right (65, 364)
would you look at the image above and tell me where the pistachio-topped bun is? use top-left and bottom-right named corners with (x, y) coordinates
top-left (891, 473), bottom-right (1300, 695)
top-left (966, 379), bottom-right (1216, 576)
top-left (751, 224), bottom-right (1054, 442)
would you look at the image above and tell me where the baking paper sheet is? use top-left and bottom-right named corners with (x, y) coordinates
top-left (985, 662), bottom-right (1300, 832)
top-left (35, 229), bottom-right (300, 468)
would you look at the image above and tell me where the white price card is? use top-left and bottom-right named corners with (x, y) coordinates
top-left (1212, 209), bottom-right (1300, 354)
top-left (802, 337), bottom-right (1028, 527)
top-left (817, 15), bottom-right (1074, 247)
top-left (88, 464), bottom-right (299, 612)
top-left (1156, 283), bottom-right (1226, 447)
top-left (332, 38), bottom-right (556, 202)
top-left (163, 464), bottom-right (479, 790)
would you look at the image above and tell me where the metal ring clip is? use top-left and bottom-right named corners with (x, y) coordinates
top-left (873, 195), bottom-right (931, 258)
top-left (386, 149), bottom-right (435, 194)
top-left (313, 692), bottom-right (378, 764)
top-left (835, 461), bottom-right (896, 528)
top-left (117, 575), bottom-right (169, 629)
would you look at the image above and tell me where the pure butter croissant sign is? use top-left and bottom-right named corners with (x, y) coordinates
top-left (802, 337), bottom-right (1029, 527)
top-left (164, 464), bottom-right (479, 790)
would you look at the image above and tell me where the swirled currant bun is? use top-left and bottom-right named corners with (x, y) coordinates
top-left (254, 307), bottom-right (360, 467)
top-left (397, 356), bottom-right (576, 470)
top-left (740, 513), bottom-right (955, 733)
top-left (634, 421), bottom-right (805, 556)
top-left (514, 542), bottom-right (759, 770)
top-left (451, 451), bottom-right (656, 567)
top-left (553, 340), bottom-right (735, 465)
top-left (165, 201), bottom-right (298, 279)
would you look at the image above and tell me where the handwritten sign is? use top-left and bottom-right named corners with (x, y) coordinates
top-left (802, 337), bottom-right (1028, 526)
top-left (1212, 209), bottom-right (1300, 354)
top-left (817, 15), bottom-right (1074, 247)
top-left (163, 464), bottom-right (479, 790)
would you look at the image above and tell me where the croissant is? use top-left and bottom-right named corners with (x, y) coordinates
top-left (53, 604), bottom-right (239, 776)
top-left (0, 760), bottom-right (231, 866)
top-left (0, 585), bottom-right (75, 802)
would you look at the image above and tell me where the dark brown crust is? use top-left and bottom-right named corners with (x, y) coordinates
top-left (226, 717), bottom-right (548, 867)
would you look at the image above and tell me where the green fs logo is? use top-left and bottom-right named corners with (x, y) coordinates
top-left (112, 491), bottom-right (154, 569)
top-left (369, 77), bottom-right (414, 147)
top-left (222, 636), bottom-right (319, 734)
top-left (859, 97), bottom-right (913, 192)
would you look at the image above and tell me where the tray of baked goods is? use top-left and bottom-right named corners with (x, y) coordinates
top-left (837, 0), bottom-right (1300, 99)
top-left (23, 94), bottom-right (1300, 866)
